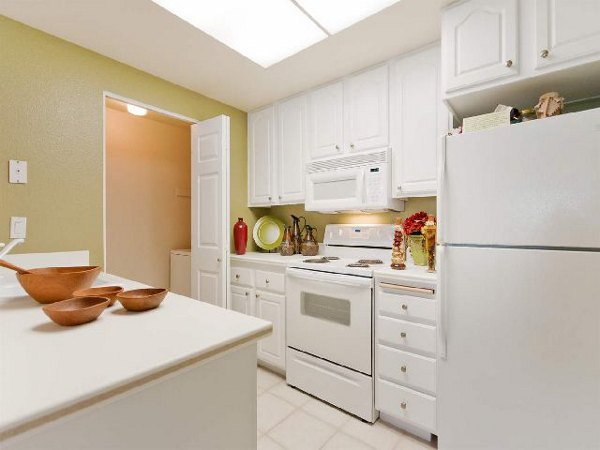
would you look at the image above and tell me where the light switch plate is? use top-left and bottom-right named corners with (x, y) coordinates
top-left (9, 160), bottom-right (27, 184)
top-left (10, 217), bottom-right (27, 239)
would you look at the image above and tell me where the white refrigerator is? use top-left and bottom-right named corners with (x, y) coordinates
top-left (437, 107), bottom-right (600, 449)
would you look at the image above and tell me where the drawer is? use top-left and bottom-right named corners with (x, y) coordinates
top-left (377, 344), bottom-right (436, 394)
top-left (377, 283), bottom-right (435, 324)
top-left (377, 316), bottom-right (436, 356)
top-left (231, 266), bottom-right (254, 287)
top-left (255, 270), bottom-right (285, 293)
top-left (376, 378), bottom-right (436, 432)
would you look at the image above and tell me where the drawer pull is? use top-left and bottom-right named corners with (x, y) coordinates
top-left (401, 304), bottom-right (408, 310)
top-left (380, 283), bottom-right (434, 296)
top-left (265, 279), bottom-right (270, 284)
top-left (400, 402), bottom-right (407, 409)
top-left (245, 292), bottom-right (249, 296)
top-left (401, 365), bottom-right (407, 373)
top-left (400, 332), bottom-right (407, 338)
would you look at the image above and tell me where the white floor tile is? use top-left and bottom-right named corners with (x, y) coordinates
top-left (269, 410), bottom-right (337, 450)
top-left (269, 382), bottom-right (311, 407)
top-left (301, 398), bottom-right (352, 428)
top-left (257, 392), bottom-right (295, 433)
top-left (342, 419), bottom-right (402, 450)
top-left (257, 367), bottom-right (284, 390)
top-left (258, 435), bottom-right (285, 450)
top-left (322, 432), bottom-right (376, 450)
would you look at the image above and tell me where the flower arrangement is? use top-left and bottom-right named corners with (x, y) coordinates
top-left (403, 211), bottom-right (430, 236)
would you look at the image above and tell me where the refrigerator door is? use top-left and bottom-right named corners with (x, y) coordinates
top-left (439, 107), bottom-right (600, 248)
top-left (437, 246), bottom-right (600, 450)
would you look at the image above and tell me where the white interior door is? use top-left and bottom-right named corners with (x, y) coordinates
top-left (191, 115), bottom-right (230, 308)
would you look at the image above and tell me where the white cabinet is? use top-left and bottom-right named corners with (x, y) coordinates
top-left (308, 81), bottom-right (344, 160)
top-left (230, 285), bottom-right (254, 315)
top-left (277, 95), bottom-right (307, 204)
top-left (344, 65), bottom-right (389, 153)
top-left (534, 0), bottom-right (600, 70)
top-left (255, 290), bottom-right (286, 369)
top-left (442, 0), bottom-right (518, 93)
top-left (390, 46), bottom-right (447, 198)
top-left (248, 105), bottom-right (276, 206)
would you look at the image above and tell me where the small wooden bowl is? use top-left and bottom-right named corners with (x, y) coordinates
top-left (117, 288), bottom-right (168, 312)
top-left (42, 296), bottom-right (110, 326)
top-left (73, 286), bottom-right (123, 307)
top-left (17, 266), bottom-right (101, 304)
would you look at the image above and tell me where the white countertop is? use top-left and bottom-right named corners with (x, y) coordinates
top-left (0, 272), bottom-right (271, 439)
top-left (229, 251), bottom-right (312, 266)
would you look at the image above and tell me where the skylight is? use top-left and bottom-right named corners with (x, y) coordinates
top-left (151, 0), bottom-right (401, 68)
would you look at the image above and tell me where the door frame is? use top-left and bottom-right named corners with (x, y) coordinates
top-left (101, 91), bottom-right (203, 279)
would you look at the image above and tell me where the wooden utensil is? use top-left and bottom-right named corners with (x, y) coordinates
top-left (117, 288), bottom-right (168, 312)
top-left (42, 296), bottom-right (110, 326)
top-left (17, 266), bottom-right (102, 304)
top-left (0, 259), bottom-right (32, 274)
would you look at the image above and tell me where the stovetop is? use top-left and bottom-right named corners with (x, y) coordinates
top-left (289, 256), bottom-right (387, 277)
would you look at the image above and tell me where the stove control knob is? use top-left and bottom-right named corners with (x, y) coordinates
top-left (401, 304), bottom-right (408, 310)
top-left (400, 332), bottom-right (407, 338)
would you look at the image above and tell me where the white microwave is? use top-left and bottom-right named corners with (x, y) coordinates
top-left (305, 148), bottom-right (405, 213)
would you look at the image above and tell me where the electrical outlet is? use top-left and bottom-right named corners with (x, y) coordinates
top-left (10, 217), bottom-right (27, 239)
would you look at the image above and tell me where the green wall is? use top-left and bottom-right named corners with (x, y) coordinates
top-left (0, 16), bottom-right (263, 266)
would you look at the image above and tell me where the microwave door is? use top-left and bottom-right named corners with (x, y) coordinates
top-left (306, 168), bottom-right (365, 212)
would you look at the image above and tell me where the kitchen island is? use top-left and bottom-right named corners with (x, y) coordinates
top-left (0, 270), bottom-right (271, 450)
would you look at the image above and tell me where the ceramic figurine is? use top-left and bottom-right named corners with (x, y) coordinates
top-left (391, 218), bottom-right (406, 270)
top-left (421, 215), bottom-right (437, 273)
top-left (534, 92), bottom-right (564, 119)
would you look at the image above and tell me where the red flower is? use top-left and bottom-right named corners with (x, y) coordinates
top-left (403, 211), bottom-right (430, 235)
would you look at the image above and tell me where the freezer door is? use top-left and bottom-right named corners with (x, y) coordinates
top-left (437, 246), bottom-right (600, 450)
top-left (439, 108), bottom-right (600, 248)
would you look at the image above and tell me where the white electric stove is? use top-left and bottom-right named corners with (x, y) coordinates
top-left (285, 224), bottom-right (394, 422)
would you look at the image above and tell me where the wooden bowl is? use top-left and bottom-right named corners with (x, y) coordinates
top-left (117, 288), bottom-right (168, 312)
top-left (42, 296), bottom-right (110, 326)
top-left (17, 266), bottom-right (101, 304)
top-left (73, 286), bottom-right (123, 307)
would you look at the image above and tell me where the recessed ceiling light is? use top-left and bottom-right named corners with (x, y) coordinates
top-left (294, 0), bottom-right (401, 34)
top-left (151, 0), bottom-right (327, 68)
top-left (127, 104), bottom-right (148, 116)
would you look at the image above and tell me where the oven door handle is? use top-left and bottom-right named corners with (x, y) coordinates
top-left (287, 268), bottom-right (372, 288)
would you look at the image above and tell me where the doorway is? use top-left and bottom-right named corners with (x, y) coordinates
top-left (102, 93), bottom-right (230, 307)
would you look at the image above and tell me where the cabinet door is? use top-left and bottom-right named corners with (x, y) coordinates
top-left (344, 65), bottom-right (389, 152)
top-left (390, 46), bottom-right (448, 198)
top-left (248, 106), bottom-right (275, 206)
top-left (442, 0), bottom-right (518, 93)
top-left (255, 290), bottom-right (286, 370)
top-left (230, 285), bottom-right (254, 316)
top-left (277, 95), bottom-right (307, 204)
top-left (308, 82), bottom-right (344, 160)
top-left (535, 0), bottom-right (600, 70)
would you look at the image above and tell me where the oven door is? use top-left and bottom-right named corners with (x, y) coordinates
top-left (286, 268), bottom-right (373, 375)
top-left (305, 167), bottom-right (365, 212)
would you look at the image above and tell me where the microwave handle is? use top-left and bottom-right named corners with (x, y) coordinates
top-left (287, 268), bottom-right (372, 288)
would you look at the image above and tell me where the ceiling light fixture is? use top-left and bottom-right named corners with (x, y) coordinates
top-left (127, 104), bottom-right (148, 116)
top-left (151, 0), bottom-right (327, 68)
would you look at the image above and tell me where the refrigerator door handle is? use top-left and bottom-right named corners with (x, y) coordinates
top-left (437, 244), bottom-right (448, 359)
top-left (437, 135), bottom-right (447, 244)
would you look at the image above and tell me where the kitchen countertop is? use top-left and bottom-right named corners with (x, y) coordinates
top-left (229, 251), bottom-right (316, 266)
top-left (0, 272), bottom-right (271, 440)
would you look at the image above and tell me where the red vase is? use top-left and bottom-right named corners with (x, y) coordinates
top-left (233, 217), bottom-right (248, 255)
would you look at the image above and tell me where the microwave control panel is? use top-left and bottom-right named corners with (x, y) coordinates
top-left (365, 165), bottom-right (386, 205)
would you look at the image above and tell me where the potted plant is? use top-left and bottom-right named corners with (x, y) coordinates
top-left (403, 211), bottom-right (431, 266)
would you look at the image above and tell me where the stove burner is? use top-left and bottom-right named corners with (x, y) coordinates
top-left (303, 258), bottom-right (330, 263)
top-left (347, 263), bottom-right (369, 268)
top-left (358, 259), bottom-right (383, 265)
top-left (324, 256), bottom-right (340, 260)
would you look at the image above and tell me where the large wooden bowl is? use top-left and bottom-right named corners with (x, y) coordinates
top-left (16, 266), bottom-right (101, 304)
top-left (42, 296), bottom-right (110, 326)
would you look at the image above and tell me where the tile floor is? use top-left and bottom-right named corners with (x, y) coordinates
top-left (257, 366), bottom-right (437, 450)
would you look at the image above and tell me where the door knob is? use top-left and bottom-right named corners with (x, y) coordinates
top-left (505, 59), bottom-right (513, 67)
top-left (400, 332), bottom-right (407, 338)
top-left (540, 49), bottom-right (549, 58)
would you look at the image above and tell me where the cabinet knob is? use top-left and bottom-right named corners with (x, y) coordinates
top-left (245, 291), bottom-right (249, 296)
top-left (256, 293), bottom-right (260, 298)
top-left (350, 143), bottom-right (355, 149)
top-left (400, 332), bottom-right (407, 338)
top-left (505, 59), bottom-right (513, 68)
top-left (401, 365), bottom-right (407, 373)
top-left (268, 196), bottom-right (272, 201)
top-left (235, 274), bottom-right (240, 279)
top-left (335, 145), bottom-right (340, 151)
top-left (217, 258), bottom-right (221, 262)
top-left (540, 49), bottom-right (549, 58)
top-left (400, 402), bottom-right (407, 410)
top-left (401, 304), bottom-right (408, 310)
top-left (265, 279), bottom-right (270, 284)
top-left (278, 195), bottom-right (282, 199)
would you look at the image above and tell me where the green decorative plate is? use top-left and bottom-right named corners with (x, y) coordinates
top-left (253, 216), bottom-right (285, 251)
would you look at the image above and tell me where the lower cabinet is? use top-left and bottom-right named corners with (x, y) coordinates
top-left (229, 260), bottom-right (286, 372)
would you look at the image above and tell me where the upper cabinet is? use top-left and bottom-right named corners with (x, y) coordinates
top-left (308, 82), bottom-right (344, 160)
top-left (390, 46), bottom-right (448, 198)
top-left (442, 0), bottom-right (518, 93)
top-left (344, 65), bottom-right (389, 153)
top-left (534, 0), bottom-right (600, 70)
top-left (248, 105), bottom-right (276, 207)
top-left (277, 94), bottom-right (307, 204)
